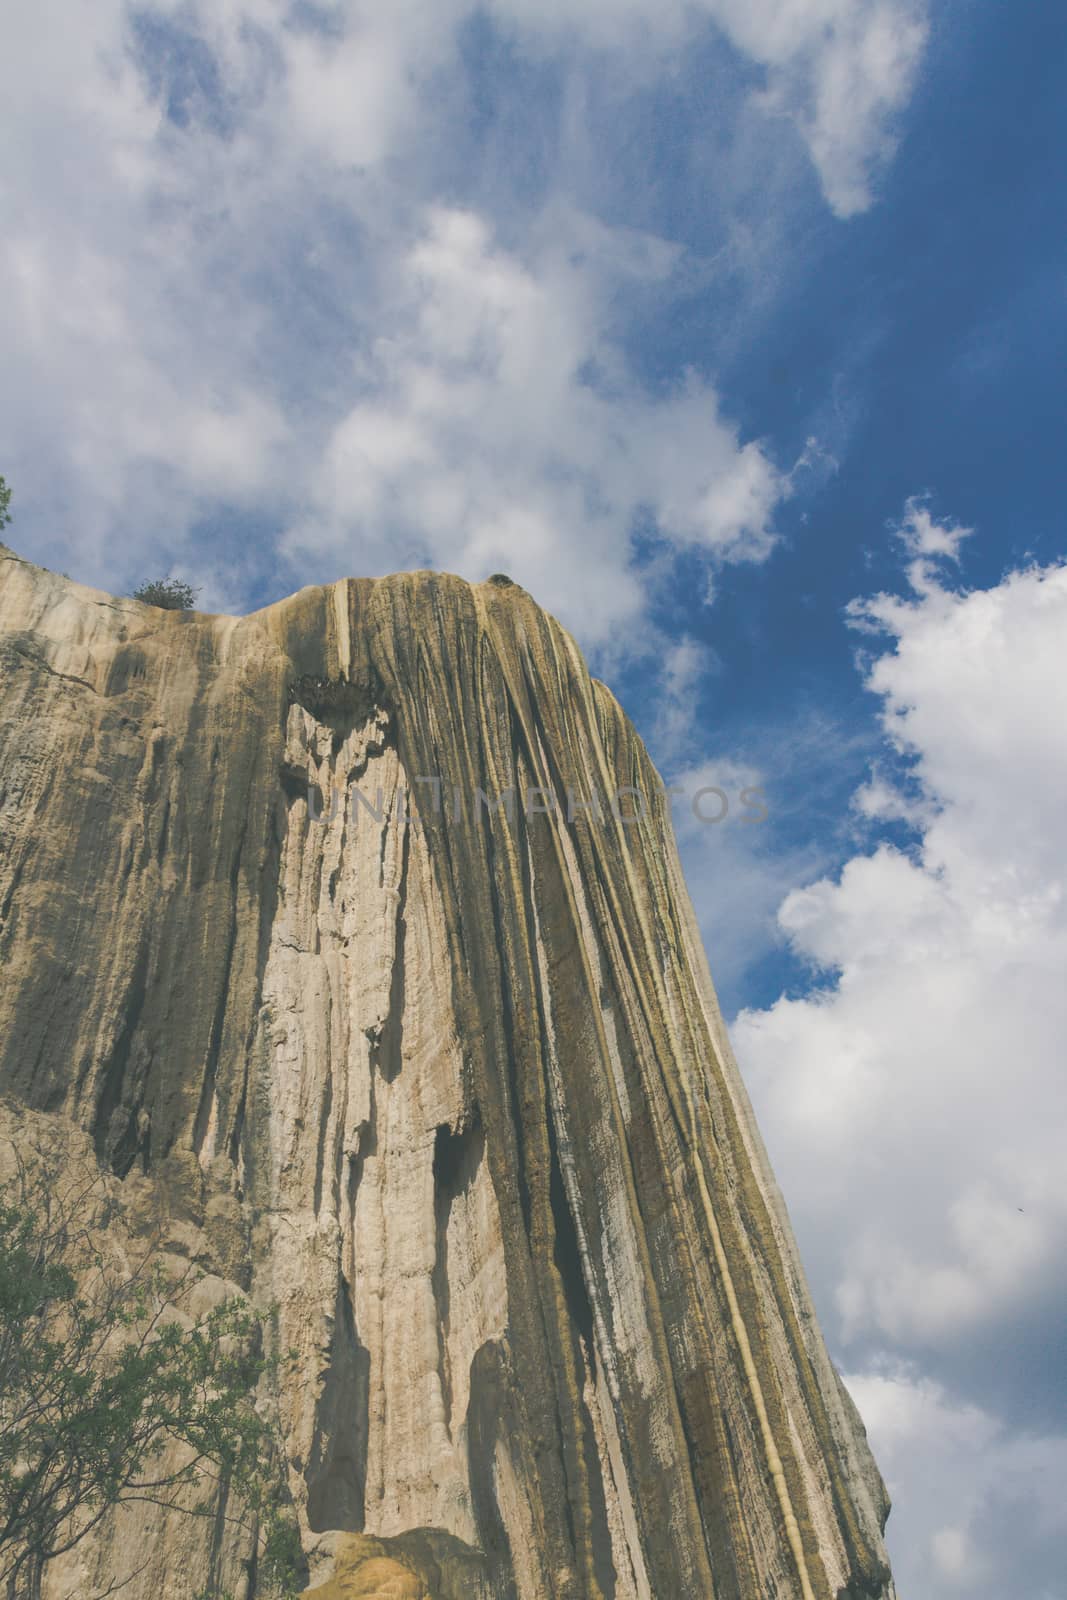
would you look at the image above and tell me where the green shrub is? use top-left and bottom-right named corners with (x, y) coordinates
top-left (132, 577), bottom-right (200, 611)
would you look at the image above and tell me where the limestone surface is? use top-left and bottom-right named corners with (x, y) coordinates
top-left (0, 544), bottom-right (896, 1598)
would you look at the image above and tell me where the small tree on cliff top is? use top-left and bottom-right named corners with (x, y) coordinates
top-left (0, 1151), bottom-right (304, 1600)
top-left (132, 576), bottom-right (200, 610)
top-left (0, 476), bottom-right (12, 532)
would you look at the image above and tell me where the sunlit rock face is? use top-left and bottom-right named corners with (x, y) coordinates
top-left (0, 543), bottom-right (895, 1599)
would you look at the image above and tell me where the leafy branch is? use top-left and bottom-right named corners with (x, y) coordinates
top-left (0, 1146), bottom-right (304, 1600)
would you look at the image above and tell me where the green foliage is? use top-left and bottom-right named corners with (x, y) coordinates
top-left (259, 1509), bottom-right (306, 1591)
top-left (0, 476), bottom-right (11, 532)
top-left (132, 577), bottom-right (200, 611)
top-left (0, 1156), bottom-right (305, 1600)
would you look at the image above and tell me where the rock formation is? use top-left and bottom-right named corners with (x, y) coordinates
top-left (0, 542), bottom-right (896, 1599)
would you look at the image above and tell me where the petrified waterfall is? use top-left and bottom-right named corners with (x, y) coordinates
top-left (0, 543), bottom-right (895, 1599)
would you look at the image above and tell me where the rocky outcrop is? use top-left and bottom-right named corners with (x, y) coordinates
top-left (0, 542), bottom-right (895, 1599)
top-left (299, 1531), bottom-right (491, 1599)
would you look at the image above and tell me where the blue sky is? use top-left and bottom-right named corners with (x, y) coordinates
top-left (2, 3), bottom-right (1066, 1595)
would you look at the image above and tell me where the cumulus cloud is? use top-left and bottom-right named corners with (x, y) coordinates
top-left (731, 512), bottom-right (1067, 1596)
top-left (735, 544), bottom-right (1067, 1345)
top-left (894, 494), bottom-right (973, 561)
top-left (859, 495), bottom-right (976, 603)
top-left (283, 205), bottom-right (783, 638)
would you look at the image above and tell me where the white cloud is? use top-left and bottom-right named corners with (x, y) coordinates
top-left (734, 546), bottom-right (1067, 1346)
top-left (652, 636), bottom-right (713, 759)
top-left (280, 2), bottom-right (467, 168)
top-left (668, 751), bottom-right (830, 1009)
top-left (713, 518), bottom-right (1067, 1593)
top-left (894, 494), bottom-right (972, 561)
top-left (283, 203), bottom-right (784, 639)
top-left (730, 518), bottom-right (1067, 1593)
top-left (0, 0), bottom-right (926, 618)
top-left (484, 0), bottom-right (928, 215)
top-left (868, 494), bottom-right (976, 600)
top-left (842, 1364), bottom-right (1067, 1598)
top-left (787, 1), bottom-right (928, 216)
top-left (680, 0), bottom-right (930, 215)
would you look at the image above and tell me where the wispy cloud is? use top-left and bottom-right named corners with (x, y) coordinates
top-left (699, 0), bottom-right (929, 216)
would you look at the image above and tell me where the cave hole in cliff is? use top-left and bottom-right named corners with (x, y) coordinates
top-left (286, 675), bottom-right (393, 754)
top-left (279, 763), bottom-right (311, 806)
top-left (305, 1271), bottom-right (370, 1534)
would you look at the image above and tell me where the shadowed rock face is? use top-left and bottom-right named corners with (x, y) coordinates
top-left (0, 543), bottom-right (896, 1600)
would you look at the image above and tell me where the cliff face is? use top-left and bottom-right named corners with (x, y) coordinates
top-left (0, 543), bottom-right (895, 1600)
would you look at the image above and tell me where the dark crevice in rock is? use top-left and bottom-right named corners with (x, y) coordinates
top-left (547, 1118), bottom-right (595, 1353)
top-left (11, 636), bottom-right (98, 696)
top-left (581, 1337), bottom-right (626, 1600)
top-left (432, 1110), bottom-right (485, 1435)
top-left (203, 1466), bottom-right (233, 1599)
top-left (378, 814), bottom-right (410, 1085)
top-left (229, 786), bottom-right (286, 1176)
top-left (376, 800), bottom-right (389, 887)
top-left (313, 1103), bottom-right (375, 1535)
top-left (106, 1098), bottom-right (152, 1179)
top-left (466, 1340), bottom-right (520, 1600)
top-left (305, 1271), bottom-right (370, 1535)
top-left (118, 826), bottom-right (137, 887)
top-left (192, 817), bottom-right (247, 1162)
top-left (837, 1565), bottom-right (895, 1600)
top-left (480, 799), bottom-right (532, 1235)
top-left (154, 794), bottom-right (171, 866)
top-left (510, 760), bottom-right (600, 1589)
top-left (545, 1085), bottom-right (616, 1599)
top-left (346, 1121), bottom-right (373, 1211)
top-left (590, 846), bottom-right (691, 1163)
top-left (681, 1375), bottom-right (747, 1600)
top-left (343, 1104), bottom-right (375, 1293)
top-left (103, 645), bottom-right (148, 698)
top-left (92, 934), bottom-right (152, 1177)
top-left (0, 855), bottom-right (24, 932)
top-left (332, 794), bottom-right (352, 917)
top-left (313, 1066), bottom-right (333, 1218)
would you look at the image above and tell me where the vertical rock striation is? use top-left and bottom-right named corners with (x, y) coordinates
top-left (0, 543), bottom-right (895, 1599)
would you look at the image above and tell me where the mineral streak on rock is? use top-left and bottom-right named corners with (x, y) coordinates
top-left (0, 541), bottom-right (896, 1599)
